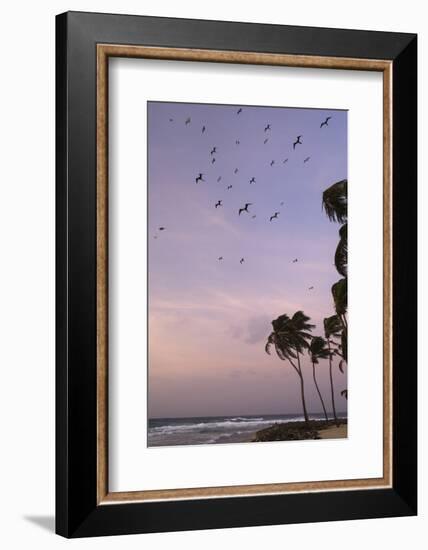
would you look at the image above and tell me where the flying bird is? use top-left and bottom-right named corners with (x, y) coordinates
top-left (185, 117), bottom-right (191, 125)
top-left (240, 258), bottom-right (245, 264)
top-left (234, 168), bottom-right (239, 174)
top-left (270, 212), bottom-right (279, 221)
top-left (212, 158), bottom-right (216, 164)
top-left (283, 158), bottom-right (288, 164)
top-left (292, 258), bottom-right (298, 263)
top-left (264, 124), bottom-right (271, 132)
top-left (218, 256), bottom-right (223, 261)
top-left (280, 201), bottom-right (284, 206)
top-left (169, 118), bottom-right (174, 122)
top-left (237, 108), bottom-right (242, 114)
top-left (235, 140), bottom-right (240, 145)
top-left (227, 185), bottom-right (233, 190)
top-left (252, 215), bottom-right (256, 219)
top-left (210, 147), bottom-right (217, 155)
top-left (270, 160), bottom-right (275, 167)
top-left (304, 156), bottom-right (311, 163)
top-left (158, 227), bottom-right (165, 231)
top-left (293, 135), bottom-right (302, 149)
top-left (250, 177), bottom-right (256, 184)
top-left (320, 116), bottom-right (331, 128)
top-left (215, 200), bottom-right (222, 208)
top-left (217, 176), bottom-right (222, 182)
top-left (202, 125), bottom-right (206, 133)
top-left (309, 286), bottom-right (314, 290)
top-left (153, 236), bottom-right (158, 239)
top-left (263, 138), bottom-right (269, 145)
top-left (195, 173), bottom-right (204, 183)
top-left (239, 203), bottom-right (252, 215)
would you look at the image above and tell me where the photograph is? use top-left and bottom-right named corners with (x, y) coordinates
top-left (147, 101), bottom-right (348, 447)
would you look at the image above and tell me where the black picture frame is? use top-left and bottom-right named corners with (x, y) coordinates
top-left (56, 11), bottom-right (417, 538)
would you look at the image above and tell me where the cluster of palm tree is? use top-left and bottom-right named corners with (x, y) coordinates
top-left (265, 179), bottom-right (348, 427)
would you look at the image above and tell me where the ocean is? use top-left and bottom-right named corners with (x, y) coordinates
top-left (148, 413), bottom-right (346, 447)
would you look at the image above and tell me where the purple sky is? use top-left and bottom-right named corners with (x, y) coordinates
top-left (148, 101), bottom-right (347, 419)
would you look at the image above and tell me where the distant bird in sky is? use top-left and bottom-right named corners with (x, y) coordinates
top-left (159, 227), bottom-right (165, 231)
top-left (292, 258), bottom-right (298, 263)
top-left (250, 177), bottom-right (256, 184)
top-left (280, 201), bottom-right (284, 206)
top-left (195, 173), bottom-right (204, 183)
top-left (320, 116), bottom-right (331, 128)
top-left (240, 258), bottom-right (245, 264)
top-left (270, 212), bottom-right (279, 221)
top-left (309, 286), bottom-right (314, 290)
top-left (239, 203), bottom-right (252, 215)
top-left (252, 215), bottom-right (256, 219)
top-left (293, 135), bottom-right (302, 149)
top-left (264, 138), bottom-right (269, 145)
top-left (227, 185), bottom-right (233, 190)
top-left (237, 108), bottom-right (242, 114)
top-left (169, 118), bottom-right (174, 122)
top-left (304, 156), bottom-right (311, 163)
top-left (264, 124), bottom-right (271, 132)
top-left (215, 200), bottom-right (222, 208)
top-left (212, 158), bottom-right (216, 164)
top-left (270, 160), bottom-right (275, 167)
top-left (153, 235), bottom-right (158, 239)
top-left (218, 256), bottom-right (223, 261)
top-left (210, 146), bottom-right (217, 155)
top-left (234, 168), bottom-right (239, 174)
top-left (217, 176), bottom-right (222, 182)
top-left (283, 158), bottom-right (288, 164)
top-left (235, 140), bottom-right (240, 145)
top-left (202, 125), bottom-right (206, 133)
top-left (185, 117), bottom-right (191, 125)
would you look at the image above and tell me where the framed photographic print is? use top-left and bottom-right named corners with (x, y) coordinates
top-left (56, 11), bottom-right (417, 538)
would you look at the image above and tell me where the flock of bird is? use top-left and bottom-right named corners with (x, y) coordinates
top-left (154, 107), bottom-right (333, 290)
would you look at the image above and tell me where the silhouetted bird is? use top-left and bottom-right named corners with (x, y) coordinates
top-left (153, 236), bottom-right (158, 239)
top-left (280, 201), bottom-right (284, 206)
top-left (217, 176), bottom-right (222, 182)
top-left (309, 286), bottom-right (314, 290)
top-left (159, 227), bottom-right (165, 231)
top-left (210, 147), bottom-right (217, 155)
top-left (293, 135), bottom-right (302, 149)
top-left (227, 185), bottom-right (233, 190)
top-left (234, 168), bottom-right (239, 174)
top-left (212, 158), bottom-right (216, 164)
top-left (320, 116), bottom-right (331, 128)
top-left (185, 117), bottom-right (191, 125)
top-left (195, 173), bottom-right (204, 183)
top-left (169, 118), bottom-right (174, 122)
top-left (270, 212), bottom-right (279, 221)
top-left (240, 258), bottom-right (245, 264)
top-left (264, 124), bottom-right (271, 132)
top-left (218, 256), bottom-right (223, 261)
top-left (270, 160), bottom-right (275, 167)
top-left (215, 200), bottom-right (222, 208)
top-left (202, 125), bottom-right (206, 133)
top-left (283, 158), bottom-right (288, 164)
top-left (252, 215), bottom-right (256, 219)
top-left (236, 140), bottom-right (240, 145)
top-left (264, 138), bottom-right (269, 145)
top-left (304, 157), bottom-right (310, 163)
top-left (237, 108), bottom-right (242, 114)
top-left (239, 203), bottom-right (252, 215)
top-left (292, 258), bottom-right (298, 263)
top-left (250, 177), bottom-right (256, 184)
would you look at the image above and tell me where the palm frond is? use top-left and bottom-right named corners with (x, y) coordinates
top-left (322, 179), bottom-right (348, 224)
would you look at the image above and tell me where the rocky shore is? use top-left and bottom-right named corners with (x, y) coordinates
top-left (253, 419), bottom-right (347, 442)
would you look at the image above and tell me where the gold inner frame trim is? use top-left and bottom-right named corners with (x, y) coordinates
top-left (96, 44), bottom-right (393, 505)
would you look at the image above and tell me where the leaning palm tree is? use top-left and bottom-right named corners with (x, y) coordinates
top-left (323, 315), bottom-right (342, 426)
top-left (331, 278), bottom-right (348, 362)
top-left (308, 337), bottom-right (330, 423)
top-left (265, 311), bottom-right (314, 425)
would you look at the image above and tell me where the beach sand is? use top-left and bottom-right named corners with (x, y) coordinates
top-left (318, 424), bottom-right (347, 439)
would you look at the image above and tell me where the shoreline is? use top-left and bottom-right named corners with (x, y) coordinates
top-left (251, 419), bottom-right (348, 442)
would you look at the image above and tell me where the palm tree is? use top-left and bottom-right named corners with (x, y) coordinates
top-left (335, 223), bottom-right (348, 277)
top-left (322, 179), bottom-right (347, 224)
top-left (323, 315), bottom-right (342, 426)
top-left (331, 278), bottom-right (348, 362)
top-left (308, 337), bottom-right (330, 422)
top-left (265, 311), bottom-right (314, 424)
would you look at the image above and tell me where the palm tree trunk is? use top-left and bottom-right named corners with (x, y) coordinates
top-left (327, 340), bottom-right (339, 426)
top-left (296, 353), bottom-right (310, 425)
top-left (312, 361), bottom-right (329, 423)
